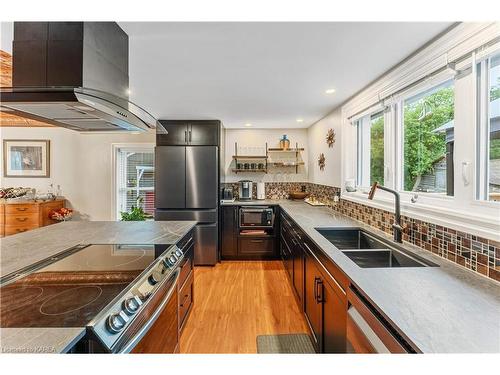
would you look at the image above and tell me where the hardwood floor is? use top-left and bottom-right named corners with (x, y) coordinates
top-left (179, 261), bottom-right (309, 353)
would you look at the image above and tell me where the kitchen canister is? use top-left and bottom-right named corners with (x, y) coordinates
top-left (257, 182), bottom-right (266, 200)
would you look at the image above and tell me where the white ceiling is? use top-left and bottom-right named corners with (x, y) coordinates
top-left (119, 22), bottom-right (453, 129)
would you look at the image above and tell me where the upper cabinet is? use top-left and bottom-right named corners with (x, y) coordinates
top-left (157, 120), bottom-right (220, 146)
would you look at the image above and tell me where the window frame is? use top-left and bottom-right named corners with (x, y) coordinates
top-left (355, 109), bottom-right (386, 188)
top-left (397, 77), bottom-right (456, 196)
top-left (475, 51), bottom-right (500, 204)
top-left (111, 143), bottom-right (155, 220)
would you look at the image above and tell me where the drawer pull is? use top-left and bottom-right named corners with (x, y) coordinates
top-left (16, 207), bottom-right (28, 212)
top-left (16, 217), bottom-right (28, 222)
top-left (16, 229), bottom-right (28, 233)
top-left (250, 239), bottom-right (264, 243)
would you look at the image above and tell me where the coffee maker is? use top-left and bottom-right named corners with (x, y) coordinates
top-left (238, 180), bottom-right (253, 201)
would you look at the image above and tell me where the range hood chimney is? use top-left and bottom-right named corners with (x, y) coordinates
top-left (0, 22), bottom-right (160, 132)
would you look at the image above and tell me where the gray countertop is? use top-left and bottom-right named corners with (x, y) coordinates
top-left (273, 200), bottom-right (500, 353)
top-left (220, 199), bottom-right (281, 206)
top-left (0, 220), bottom-right (196, 278)
top-left (0, 220), bottom-right (196, 353)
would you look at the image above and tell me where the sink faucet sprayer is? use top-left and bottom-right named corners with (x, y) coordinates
top-left (368, 182), bottom-right (403, 243)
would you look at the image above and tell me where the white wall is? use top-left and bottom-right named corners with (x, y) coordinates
top-left (0, 127), bottom-right (154, 220)
top-left (307, 108), bottom-right (342, 187)
top-left (224, 128), bottom-right (308, 183)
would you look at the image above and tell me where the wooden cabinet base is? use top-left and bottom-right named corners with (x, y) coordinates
top-left (179, 270), bottom-right (194, 332)
top-left (0, 199), bottom-right (66, 237)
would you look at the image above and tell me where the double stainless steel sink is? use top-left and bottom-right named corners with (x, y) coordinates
top-left (315, 228), bottom-right (438, 269)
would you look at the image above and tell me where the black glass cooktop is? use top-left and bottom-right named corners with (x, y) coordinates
top-left (0, 244), bottom-right (159, 328)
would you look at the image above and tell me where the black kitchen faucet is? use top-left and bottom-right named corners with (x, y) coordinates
top-left (368, 182), bottom-right (403, 243)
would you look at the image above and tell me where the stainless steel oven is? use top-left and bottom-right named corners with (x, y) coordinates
top-left (239, 206), bottom-right (274, 228)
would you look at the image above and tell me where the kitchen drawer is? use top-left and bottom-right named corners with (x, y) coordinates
top-left (238, 237), bottom-right (275, 256)
top-left (179, 271), bottom-right (194, 331)
top-left (5, 204), bottom-right (39, 215)
top-left (4, 224), bottom-right (39, 236)
top-left (5, 213), bottom-right (39, 226)
top-left (0, 204), bottom-right (4, 224)
top-left (179, 244), bottom-right (194, 289)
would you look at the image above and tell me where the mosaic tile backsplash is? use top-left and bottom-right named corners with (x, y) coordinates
top-left (222, 181), bottom-right (499, 282)
top-left (334, 198), bottom-right (500, 283)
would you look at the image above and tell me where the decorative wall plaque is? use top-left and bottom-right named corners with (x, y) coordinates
top-left (318, 153), bottom-right (325, 171)
top-left (326, 128), bottom-right (335, 148)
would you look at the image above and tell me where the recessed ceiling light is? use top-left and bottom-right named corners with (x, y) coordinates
top-left (296, 118), bottom-right (304, 123)
top-left (325, 88), bottom-right (336, 94)
top-left (245, 123), bottom-right (252, 127)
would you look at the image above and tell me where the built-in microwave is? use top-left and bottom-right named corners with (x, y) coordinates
top-left (239, 206), bottom-right (274, 228)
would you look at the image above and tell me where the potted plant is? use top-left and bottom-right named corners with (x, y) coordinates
top-left (120, 197), bottom-right (148, 221)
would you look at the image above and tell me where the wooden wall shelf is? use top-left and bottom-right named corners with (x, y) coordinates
top-left (231, 142), bottom-right (305, 174)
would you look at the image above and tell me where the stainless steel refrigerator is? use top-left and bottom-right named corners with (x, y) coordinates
top-left (155, 120), bottom-right (222, 266)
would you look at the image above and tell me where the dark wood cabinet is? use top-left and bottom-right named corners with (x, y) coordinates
top-left (304, 248), bottom-right (323, 350)
top-left (220, 205), bottom-right (278, 260)
top-left (291, 238), bottom-right (305, 308)
top-left (158, 120), bottom-right (189, 145)
top-left (189, 121), bottom-right (219, 146)
top-left (322, 275), bottom-right (347, 353)
top-left (157, 120), bottom-right (220, 146)
top-left (280, 211), bottom-right (347, 353)
top-left (303, 242), bottom-right (347, 353)
top-left (221, 206), bottom-right (238, 258)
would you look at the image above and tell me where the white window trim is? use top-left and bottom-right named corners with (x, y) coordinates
top-left (340, 23), bottom-right (500, 240)
top-left (111, 143), bottom-right (155, 220)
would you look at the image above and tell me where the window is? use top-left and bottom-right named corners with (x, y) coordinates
top-left (477, 52), bottom-right (500, 202)
top-left (402, 80), bottom-right (455, 195)
top-left (356, 112), bottom-right (385, 187)
top-left (115, 146), bottom-right (155, 219)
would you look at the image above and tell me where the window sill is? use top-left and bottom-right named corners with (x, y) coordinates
top-left (341, 191), bottom-right (500, 241)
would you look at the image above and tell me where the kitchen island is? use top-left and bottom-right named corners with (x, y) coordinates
top-left (0, 220), bottom-right (196, 353)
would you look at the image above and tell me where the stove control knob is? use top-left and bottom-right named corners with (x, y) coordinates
top-left (174, 248), bottom-right (183, 257)
top-left (169, 254), bottom-right (178, 264)
top-left (106, 311), bottom-right (129, 334)
top-left (148, 271), bottom-right (161, 285)
top-left (123, 296), bottom-right (142, 315)
top-left (162, 257), bottom-right (174, 268)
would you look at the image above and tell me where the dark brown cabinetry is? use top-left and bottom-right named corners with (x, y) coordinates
top-left (280, 211), bottom-right (347, 353)
top-left (221, 206), bottom-right (238, 258)
top-left (158, 120), bottom-right (220, 146)
top-left (178, 234), bottom-right (195, 332)
top-left (221, 205), bottom-right (278, 260)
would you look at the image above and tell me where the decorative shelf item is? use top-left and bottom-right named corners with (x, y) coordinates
top-left (326, 129), bottom-right (336, 148)
top-left (267, 142), bottom-right (304, 174)
top-left (232, 142), bottom-right (268, 173)
top-left (231, 169), bottom-right (267, 173)
top-left (318, 153), bottom-right (325, 171)
top-left (267, 147), bottom-right (305, 152)
top-left (231, 141), bottom-right (306, 174)
top-left (279, 134), bottom-right (290, 150)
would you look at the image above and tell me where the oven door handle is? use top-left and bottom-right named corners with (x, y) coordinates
top-left (117, 268), bottom-right (181, 354)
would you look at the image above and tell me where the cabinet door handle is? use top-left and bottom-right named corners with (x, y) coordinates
top-left (188, 130), bottom-right (192, 142)
top-left (184, 130), bottom-right (188, 143)
top-left (316, 278), bottom-right (324, 304)
top-left (313, 277), bottom-right (319, 301)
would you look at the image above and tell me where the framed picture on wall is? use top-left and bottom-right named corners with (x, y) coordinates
top-left (3, 139), bottom-right (50, 177)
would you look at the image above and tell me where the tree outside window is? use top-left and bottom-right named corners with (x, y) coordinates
top-left (403, 81), bottom-right (455, 195)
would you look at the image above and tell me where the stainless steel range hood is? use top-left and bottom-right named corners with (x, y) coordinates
top-left (0, 22), bottom-right (160, 132)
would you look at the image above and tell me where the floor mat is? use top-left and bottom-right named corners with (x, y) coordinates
top-left (256, 334), bottom-right (316, 353)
